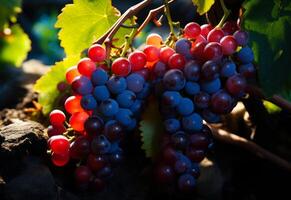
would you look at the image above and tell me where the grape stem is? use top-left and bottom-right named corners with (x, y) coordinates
top-left (217, 0), bottom-right (230, 28)
top-left (163, 0), bottom-right (177, 40)
top-left (121, 17), bottom-right (138, 57)
top-left (209, 124), bottom-right (291, 172)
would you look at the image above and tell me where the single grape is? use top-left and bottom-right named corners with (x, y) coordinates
top-left (126, 73), bottom-right (145, 93)
top-left (182, 113), bottom-right (203, 132)
top-left (81, 94), bottom-right (97, 110)
top-left (171, 131), bottom-right (188, 150)
top-left (183, 60), bottom-right (200, 81)
top-left (70, 136), bottom-right (90, 159)
top-left (91, 135), bottom-right (111, 154)
top-left (233, 30), bottom-right (249, 46)
top-left (136, 82), bottom-right (151, 99)
top-left (84, 115), bottom-right (104, 135)
top-left (189, 132), bottom-right (210, 149)
top-left (168, 53), bottom-right (186, 70)
top-left (191, 41), bottom-right (207, 61)
top-left (186, 148), bottom-right (205, 162)
top-left (106, 76), bottom-right (127, 94)
top-left (162, 147), bottom-right (178, 165)
top-left (184, 22), bottom-right (201, 39)
top-left (178, 174), bottom-right (196, 192)
top-left (174, 153), bottom-right (192, 174)
top-left (239, 63), bottom-right (256, 78)
top-left (69, 112), bottom-right (89, 132)
top-left (185, 81), bottom-right (200, 96)
top-left (88, 44), bottom-right (106, 62)
top-left (222, 21), bottom-right (239, 35)
top-left (203, 42), bottom-right (223, 62)
top-left (130, 100), bottom-right (144, 117)
top-left (71, 76), bottom-right (93, 96)
top-left (174, 38), bottom-right (192, 59)
top-left (104, 120), bottom-right (124, 142)
top-left (116, 90), bottom-right (136, 108)
top-left (162, 91), bottom-right (181, 107)
top-left (128, 51), bottom-right (147, 71)
top-left (200, 24), bottom-right (213, 38)
top-left (220, 35), bottom-right (238, 55)
top-left (49, 135), bottom-right (70, 154)
top-left (93, 85), bottom-right (110, 101)
top-left (211, 90), bottom-right (233, 114)
top-left (194, 92), bottom-right (211, 109)
top-left (75, 166), bottom-right (92, 184)
top-left (164, 118), bottom-right (181, 134)
top-left (163, 69), bottom-right (186, 91)
top-left (49, 109), bottom-right (66, 126)
top-left (202, 109), bottom-right (221, 123)
top-left (111, 58), bottom-right (131, 76)
top-left (177, 98), bottom-right (194, 116)
top-left (77, 58), bottom-right (96, 77)
top-left (201, 78), bottom-right (221, 94)
top-left (153, 61), bottom-right (167, 78)
top-left (236, 46), bottom-right (254, 64)
top-left (96, 165), bottom-right (113, 178)
top-left (47, 125), bottom-right (66, 137)
top-left (201, 60), bottom-right (220, 81)
top-left (91, 68), bottom-right (109, 86)
top-left (159, 46), bottom-right (175, 63)
top-left (135, 68), bottom-right (150, 80)
top-left (146, 33), bottom-right (163, 48)
top-left (143, 45), bottom-right (160, 62)
top-left (221, 60), bottom-right (237, 77)
top-left (115, 108), bottom-right (133, 126)
top-left (192, 34), bottom-right (207, 46)
top-left (66, 66), bottom-right (81, 84)
top-left (99, 99), bottom-right (119, 117)
top-left (207, 28), bottom-right (225, 42)
top-left (226, 74), bottom-right (247, 97)
top-left (87, 154), bottom-right (106, 171)
top-left (65, 96), bottom-right (84, 114)
top-left (51, 151), bottom-right (70, 167)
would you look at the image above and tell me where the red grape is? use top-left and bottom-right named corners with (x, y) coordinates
top-left (159, 46), bottom-right (175, 64)
top-left (87, 154), bottom-right (106, 171)
top-left (49, 109), bottom-right (66, 126)
top-left (69, 111), bottom-right (89, 132)
top-left (168, 53), bottom-right (186, 70)
top-left (226, 75), bottom-right (247, 97)
top-left (65, 96), bottom-right (84, 114)
top-left (66, 66), bottom-right (80, 84)
top-left (222, 21), bottom-right (239, 35)
top-left (184, 22), bottom-right (201, 39)
top-left (220, 35), bottom-right (238, 55)
top-left (51, 151), bottom-right (69, 167)
top-left (186, 148), bottom-right (205, 162)
top-left (70, 136), bottom-right (90, 159)
top-left (200, 24), bottom-right (213, 38)
top-left (191, 41), bottom-right (207, 60)
top-left (207, 28), bottom-right (224, 42)
top-left (88, 44), bottom-right (106, 62)
top-left (77, 58), bottom-right (96, 77)
top-left (203, 42), bottom-right (223, 61)
top-left (47, 125), bottom-right (66, 137)
top-left (143, 45), bottom-right (160, 62)
top-left (111, 57), bottom-right (131, 76)
top-left (146, 33), bottom-right (163, 48)
top-left (128, 51), bottom-right (147, 71)
top-left (75, 165), bottom-right (92, 183)
top-left (49, 135), bottom-right (70, 154)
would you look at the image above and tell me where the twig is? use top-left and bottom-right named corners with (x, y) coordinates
top-left (217, 0), bottom-right (230, 28)
top-left (247, 85), bottom-right (291, 113)
top-left (209, 124), bottom-right (291, 172)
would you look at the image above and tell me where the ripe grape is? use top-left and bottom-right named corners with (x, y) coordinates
top-left (81, 94), bottom-right (97, 110)
top-left (49, 109), bottom-right (66, 126)
top-left (87, 154), bottom-right (106, 171)
top-left (66, 66), bottom-right (81, 84)
top-left (111, 58), bottom-right (131, 76)
top-left (226, 74), bottom-right (247, 97)
top-left (168, 53), bottom-right (186, 70)
top-left (234, 30), bottom-right (249, 46)
top-left (51, 151), bottom-right (70, 167)
top-left (236, 46), bottom-right (254, 64)
top-left (177, 98), bottom-right (194, 116)
top-left (146, 33), bottom-right (163, 48)
top-left (155, 165), bottom-right (175, 184)
top-left (220, 35), bottom-right (238, 55)
top-left (239, 63), bottom-right (256, 78)
top-left (70, 136), bottom-right (90, 159)
top-left (91, 135), bottom-right (111, 154)
top-left (91, 68), bottom-right (109, 86)
top-left (178, 174), bottom-right (196, 192)
top-left (126, 73), bottom-right (145, 93)
top-left (117, 90), bottom-right (136, 108)
top-left (183, 60), bottom-right (200, 81)
top-left (201, 78), bottom-right (221, 94)
top-left (77, 58), bottom-right (96, 77)
top-left (171, 131), bottom-right (188, 150)
top-left (163, 69), bottom-right (186, 91)
top-left (153, 61), bottom-right (167, 77)
top-left (194, 92), bottom-right (210, 109)
top-left (207, 28), bottom-right (224, 42)
top-left (88, 44), bottom-right (106, 62)
top-left (184, 22), bottom-right (201, 39)
top-left (222, 21), bottom-right (239, 35)
top-left (47, 125), bottom-right (66, 137)
top-left (99, 99), bottom-right (119, 117)
top-left (106, 76), bottom-right (127, 94)
top-left (211, 90), bottom-right (233, 114)
top-left (128, 51), bottom-right (147, 72)
top-left (164, 118), bottom-right (181, 133)
top-left (93, 85), bottom-right (110, 101)
top-left (201, 60), bottom-right (220, 81)
top-left (104, 120), bottom-right (124, 141)
top-left (75, 166), bottom-right (92, 184)
top-left (143, 45), bottom-right (160, 62)
top-left (175, 38), bottom-right (192, 59)
top-left (115, 108), bottom-right (133, 126)
top-left (69, 111), bottom-right (89, 132)
top-left (221, 60), bottom-right (237, 77)
top-left (203, 42), bottom-right (223, 61)
top-left (65, 96), bottom-right (84, 114)
top-left (200, 24), bottom-right (213, 38)
top-left (182, 113), bottom-right (203, 132)
top-left (159, 46), bottom-right (175, 63)
top-left (185, 81), bottom-right (200, 95)
top-left (72, 76), bottom-right (93, 95)
top-left (84, 115), bottom-right (104, 135)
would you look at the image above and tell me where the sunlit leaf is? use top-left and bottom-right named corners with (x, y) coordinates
top-left (192, 0), bottom-right (215, 15)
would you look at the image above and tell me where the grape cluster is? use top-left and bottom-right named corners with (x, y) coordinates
top-left (47, 19), bottom-right (255, 192)
top-left (48, 44), bottom-right (151, 190)
top-left (149, 21), bottom-right (255, 192)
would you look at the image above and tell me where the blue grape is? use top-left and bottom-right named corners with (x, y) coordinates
top-left (202, 109), bottom-right (221, 123)
top-left (233, 30), bottom-right (249, 46)
top-left (185, 82), bottom-right (200, 96)
top-left (183, 60), bottom-right (200, 81)
top-left (221, 60), bottom-right (237, 77)
top-left (164, 118), bottom-right (181, 133)
top-left (107, 76), bottom-right (127, 94)
top-left (162, 91), bottom-right (181, 107)
top-left (126, 73), bottom-right (145, 93)
top-left (115, 108), bottom-right (133, 126)
top-left (136, 82), bottom-right (151, 99)
top-left (175, 38), bottom-right (192, 59)
top-left (91, 68), bottom-right (109, 86)
top-left (178, 174), bottom-right (196, 191)
top-left (188, 163), bottom-right (200, 178)
top-left (239, 63), bottom-right (256, 78)
top-left (163, 69), bottom-right (186, 91)
top-left (201, 78), bottom-right (221, 94)
top-left (71, 76), bottom-right (93, 95)
top-left (99, 99), bottom-right (119, 117)
top-left (91, 135), bottom-right (111, 154)
top-left (182, 113), bottom-right (203, 132)
top-left (93, 85), bottom-right (110, 101)
top-left (130, 100), bottom-right (144, 117)
top-left (194, 92), bottom-right (210, 109)
top-left (236, 46), bottom-right (254, 64)
top-left (116, 90), bottom-right (136, 108)
top-left (81, 94), bottom-right (97, 110)
top-left (201, 60), bottom-right (220, 81)
top-left (177, 98), bottom-right (194, 116)
top-left (171, 131), bottom-right (188, 150)
top-left (174, 153), bottom-right (192, 174)
top-left (153, 61), bottom-right (167, 77)
top-left (126, 119), bottom-right (137, 131)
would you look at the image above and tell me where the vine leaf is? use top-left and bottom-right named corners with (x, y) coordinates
top-left (242, 0), bottom-right (291, 101)
top-left (0, 24), bottom-right (31, 67)
top-left (34, 55), bottom-right (80, 114)
top-left (140, 98), bottom-right (163, 159)
top-left (0, 0), bottom-right (21, 30)
top-left (192, 0), bottom-right (215, 15)
top-left (55, 0), bottom-right (131, 56)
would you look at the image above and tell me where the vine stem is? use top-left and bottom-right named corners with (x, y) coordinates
top-left (121, 17), bottom-right (138, 57)
top-left (209, 124), bottom-right (291, 172)
top-left (217, 0), bottom-right (230, 27)
top-left (163, 0), bottom-right (176, 38)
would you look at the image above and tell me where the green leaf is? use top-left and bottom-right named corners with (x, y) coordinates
top-left (33, 55), bottom-right (80, 114)
top-left (0, 24), bottom-right (31, 67)
top-left (192, 0), bottom-right (215, 15)
top-left (0, 0), bottom-right (22, 30)
top-left (140, 98), bottom-right (163, 159)
top-left (242, 0), bottom-right (291, 101)
top-left (55, 0), bottom-right (131, 56)
top-left (263, 100), bottom-right (282, 114)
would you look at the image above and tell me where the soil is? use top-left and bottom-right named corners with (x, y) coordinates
top-left (0, 60), bottom-right (290, 200)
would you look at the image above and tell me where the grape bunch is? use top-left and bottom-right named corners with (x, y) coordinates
top-left (47, 44), bottom-right (151, 190)
top-left (149, 21), bottom-right (255, 192)
top-left (46, 19), bottom-right (255, 192)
